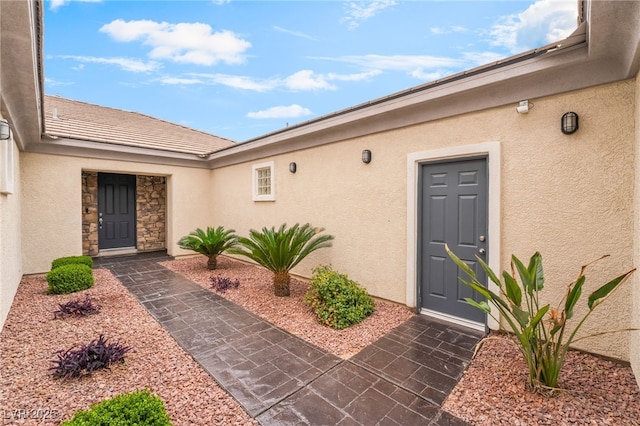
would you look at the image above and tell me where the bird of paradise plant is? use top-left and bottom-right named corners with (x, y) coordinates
top-left (445, 245), bottom-right (635, 393)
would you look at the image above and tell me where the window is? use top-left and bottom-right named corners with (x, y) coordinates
top-left (252, 161), bottom-right (275, 201)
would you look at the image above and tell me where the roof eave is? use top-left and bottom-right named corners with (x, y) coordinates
top-left (0, 0), bottom-right (44, 150)
top-left (30, 136), bottom-right (213, 169)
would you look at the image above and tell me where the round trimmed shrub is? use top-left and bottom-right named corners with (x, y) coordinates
top-left (304, 265), bottom-right (375, 330)
top-left (46, 264), bottom-right (94, 294)
top-left (51, 255), bottom-right (93, 270)
top-left (61, 389), bottom-right (172, 426)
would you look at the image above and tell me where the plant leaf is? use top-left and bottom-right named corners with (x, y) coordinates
top-left (464, 298), bottom-right (491, 313)
top-left (587, 269), bottom-right (635, 310)
top-left (502, 270), bottom-right (522, 307)
top-left (564, 276), bottom-right (584, 320)
top-left (511, 304), bottom-right (530, 328)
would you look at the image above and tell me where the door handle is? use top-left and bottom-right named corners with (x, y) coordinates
top-left (99, 217), bottom-right (103, 227)
top-left (478, 248), bottom-right (486, 255)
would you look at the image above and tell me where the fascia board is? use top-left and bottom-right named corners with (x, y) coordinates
top-left (28, 137), bottom-right (210, 169)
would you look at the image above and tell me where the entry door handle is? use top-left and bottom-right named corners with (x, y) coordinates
top-left (478, 248), bottom-right (486, 255)
top-left (99, 217), bottom-right (103, 227)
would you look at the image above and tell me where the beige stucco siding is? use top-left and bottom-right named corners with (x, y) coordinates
top-left (21, 153), bottom-right (212, 274)
top-left (632, 72), bottom-right (640, 379)
top-left (0, 136), bottom-right (22, 330)
top-left (212, 80), bottom-right (635, 360)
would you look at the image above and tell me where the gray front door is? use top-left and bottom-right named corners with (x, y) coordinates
top-left (98, 173), bottom-right (136, 250)
top-left (419, 157), bottom-right (488, 324)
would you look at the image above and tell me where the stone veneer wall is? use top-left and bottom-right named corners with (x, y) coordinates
top-left (82, 171), bottom-right (99, 256)
top-left (136, 175), bottom-right (166, 252)
top-left (82, 172), bottom-right (166, 255)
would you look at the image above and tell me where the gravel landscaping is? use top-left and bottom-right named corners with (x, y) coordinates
top-left (0, 269), bottom-right (257, 426)
top-left (1, 254), bottom-right (638, 425)
top-left (443, 335), bottom-right (640, 425)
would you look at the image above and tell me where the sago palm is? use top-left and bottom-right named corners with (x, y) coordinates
top-left (177, 226), bottom-right (237, 270)
top-left (229, 223), bottom-right (334, 296)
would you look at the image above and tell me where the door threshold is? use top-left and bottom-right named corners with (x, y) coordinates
top-left (420, 308), bottom-right (486, 332)
top-left (97, 247), bottom-right (137, 257)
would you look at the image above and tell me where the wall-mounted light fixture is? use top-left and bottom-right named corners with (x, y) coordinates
top-left (362, 149), bottom-right (372, 164)
top-left (515, 100), bottom-right (530, 114)
top-left (0, 120), bottom-right (11, 140)
top-left (289, 162), bottom-right (297, 173)
top-left (561, 112), bottom-right (579, 135)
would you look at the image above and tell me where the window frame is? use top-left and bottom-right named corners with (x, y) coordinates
top-left (252, 161), bottom-right (275, 201)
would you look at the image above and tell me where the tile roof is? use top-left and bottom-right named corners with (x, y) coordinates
top-left (43, 95), bottom-right (236, 156)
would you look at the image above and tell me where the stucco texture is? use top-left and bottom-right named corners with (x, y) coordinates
top-left (633, 72), bottom-right (640, 378)
top-left (0, 137), bottom-right (22, 330)
top-left (20, 153), bottom-right (212, 274)
top-left (211, 80), bottom-right (636, 360)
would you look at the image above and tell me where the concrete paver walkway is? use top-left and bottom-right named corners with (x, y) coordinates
top-left (95, 253), bottom-right (482, 425)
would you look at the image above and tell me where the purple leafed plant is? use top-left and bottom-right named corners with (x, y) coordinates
top-left (210, 276), bottom-right (240, 293)
top-left (49, 335), bottom-right (131, 378)
top-left (53, 294), bottom-right (101, 319)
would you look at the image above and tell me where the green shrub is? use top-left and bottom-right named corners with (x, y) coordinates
top-left (51, 255), bottom-right (93, 270)
top-left (61, 389), bottom-right (172, 426)
top-left (46, 264), bottom-right (94, 294)
top-left (304, 265), bottom-right (375, 329)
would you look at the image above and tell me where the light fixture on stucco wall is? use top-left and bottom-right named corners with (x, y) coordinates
top-left (362, 149), bottom-right (372, 164)
top-left (289, 162), bottom-right (297, 173)
top-left (0, 120), bottom-right (11, 140)
top-left (515, 100), bottom-right (530, 114)
top-left (561, 112), bottom-right (579, 135)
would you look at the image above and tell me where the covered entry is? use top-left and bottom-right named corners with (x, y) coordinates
top-left (82, 171), bottom-right (167, 256)
top-left (418, 157), bottom-right (488, 328)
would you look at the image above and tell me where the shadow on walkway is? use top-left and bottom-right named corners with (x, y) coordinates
top-left (95, 253), bottom-right (483, 426)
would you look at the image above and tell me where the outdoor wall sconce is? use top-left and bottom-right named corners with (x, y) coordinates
top-left (0, 120), bottom-right (11, 140)
top-left (515, 100), bottom-right (530, 114)
top-left (362, 149), bottom-right (372, 164)
top-left (561, 112), bottom-right (579, 135)
top-left (289, 162), bottom-right (297, 173)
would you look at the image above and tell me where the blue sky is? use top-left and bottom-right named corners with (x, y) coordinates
top-left (44, 0), bottom-right (578, 142)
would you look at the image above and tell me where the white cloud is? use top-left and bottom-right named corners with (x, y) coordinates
top-left (49, 0), bottom-right (101, 11)
top-left (284, 70), bottom-right (336, 91)
top-left (489, 0), bottom-right (577, 53)
top-left (342, 0), bottom-right (397, 30)
top-left (158, 77), bottom-right (204, 85)
top-left (320, 54), bottom-right (463, 70)
top-left (327, 70), bottom-right (381, 81)
top-left (247, 105), bottom-right (313, 119)
top-left (58, 55), bottom-right (160, 72)
top-left (45, 77), bottom-right (74, 87)
top-left (430, 25), bottom-right (468, 35)
top-left (273, 26), bottom-right (315, 40)
top-left (313, 54), bottom-right (465, 80)
top-left (160, 69), bottom-right (378, 91)
top-left (100, 19), bottom-right (251, 66)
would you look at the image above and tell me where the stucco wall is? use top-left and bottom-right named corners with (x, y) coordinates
top-left (0, 134), bottom-right (22, 331)
top-left (211, 80), bottom-right (636, 360)
top-left (21, 153), bottom-right (212, 274)
top-left (632, 72), bottom-right (640, 378)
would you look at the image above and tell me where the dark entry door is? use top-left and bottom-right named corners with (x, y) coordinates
top-left (419, 157), bottom-right (487, 324)
top-left (98, 173), bottom-right (136, 250)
